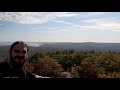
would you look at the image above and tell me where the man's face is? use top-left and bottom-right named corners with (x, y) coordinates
top-left (11, 44), bottom-right (28, 64)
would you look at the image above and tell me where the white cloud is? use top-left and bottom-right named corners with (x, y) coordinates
top-left (75, 12), bottom-right (105, 19)
top-left (32, 27), bottom-right (71, 32)
top-left (0, 12), bottom-right (77, 24)
top-left (81, 18), bottom-right (120, 32)
top-left (32, 17), bottom-right (120, 33)
top-left (56, 12), bottom-right (77, 17)
top-left (87, 12), bottom-right (105, 16)
top-left (82, 19), bottom-right (102, 23)
top-left (51, 20), bottom-right (75, 25)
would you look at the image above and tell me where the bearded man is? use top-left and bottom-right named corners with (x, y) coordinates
top-left (0, 41), bottom-right (49, 78)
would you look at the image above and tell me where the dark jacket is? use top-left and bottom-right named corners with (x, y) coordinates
top-left (0, 61), bottom-right (35, 78)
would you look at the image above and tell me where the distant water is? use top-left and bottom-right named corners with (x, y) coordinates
top-left (26, 42), bottom-right (43, 47)
top-left (0, 42), bottom-right (43, 47)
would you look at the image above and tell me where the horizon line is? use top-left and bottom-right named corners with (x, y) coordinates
top-left (0, 41), bottom-right (120, 43)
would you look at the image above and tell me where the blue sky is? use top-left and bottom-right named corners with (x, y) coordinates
top-left (0, 12), bottom-right (120, 43)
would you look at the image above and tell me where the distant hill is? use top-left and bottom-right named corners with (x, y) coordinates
top-left (0, 42), bottom-right (120, 58)
top-left (38, 42), bottom-right (120, 52)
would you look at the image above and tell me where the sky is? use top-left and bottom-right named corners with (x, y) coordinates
top-left (0, 12), bottom-right (120, 43)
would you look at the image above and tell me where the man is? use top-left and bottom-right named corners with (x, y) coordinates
top-left (0, 41), bottom-right (49, 78)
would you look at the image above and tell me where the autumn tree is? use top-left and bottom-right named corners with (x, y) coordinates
top-left (33, 56), bottom-right (63, 78)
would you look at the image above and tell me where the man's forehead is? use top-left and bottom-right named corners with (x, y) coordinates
top-left (13, 44), bottom-right (27, 50)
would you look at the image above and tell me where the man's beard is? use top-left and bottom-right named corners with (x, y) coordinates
top-left (10, 55), bottom-right (26, 69)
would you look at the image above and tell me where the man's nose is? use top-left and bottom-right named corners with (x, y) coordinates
top-left (18, 52), bottom-right (24, 56)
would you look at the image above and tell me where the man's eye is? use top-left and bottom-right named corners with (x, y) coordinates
top-left (14, 50), bottom-right (20, 53)
top-left (22, 51), bottom-right (27, 54)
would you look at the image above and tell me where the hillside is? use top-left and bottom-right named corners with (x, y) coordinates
top-left (0, 42), bottom-right (120, 58)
